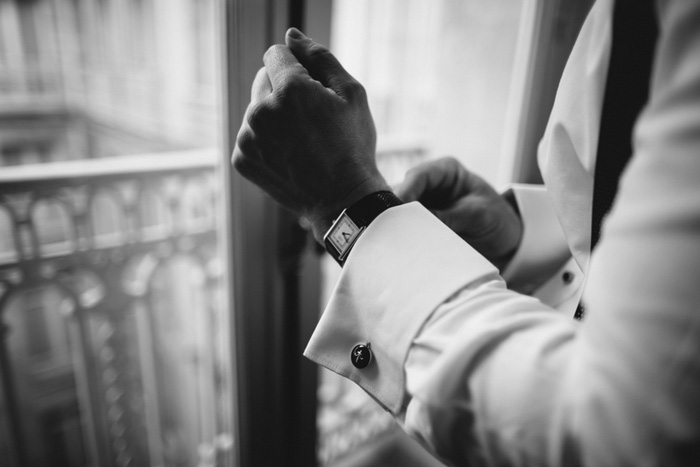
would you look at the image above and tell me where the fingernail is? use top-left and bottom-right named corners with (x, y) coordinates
top-left (287, 27), bottom-right (306, 40)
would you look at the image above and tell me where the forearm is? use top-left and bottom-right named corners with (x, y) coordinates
top-left (403, 281), bottom-right (576, 466)
top-left (309, 201), bottom-right (700, 466)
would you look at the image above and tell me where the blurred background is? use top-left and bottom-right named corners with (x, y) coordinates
top-left (0, 0), bottom-right (589, 466)
top-left (0, 2), bottom-right (230, 467)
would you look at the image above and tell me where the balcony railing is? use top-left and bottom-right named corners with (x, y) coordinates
top-left (0, 140), bottom-right (427, 467)
top-left (0, 150), bottom-right (234, 467)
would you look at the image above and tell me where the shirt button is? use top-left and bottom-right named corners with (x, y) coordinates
top-left (350, 343), bottom-right (372, 369)
top-left (562, 271), bottom-right (574, 284)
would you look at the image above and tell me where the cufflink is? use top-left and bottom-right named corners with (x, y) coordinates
top-left (350, 343), bottom-right (372, 369)
top-left (562, 271), bottom-right (574, 284)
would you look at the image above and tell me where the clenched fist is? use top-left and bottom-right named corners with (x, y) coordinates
top-left (232, 28), bottom-right (390, 241)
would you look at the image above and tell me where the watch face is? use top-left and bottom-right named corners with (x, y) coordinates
top-left (327, 214), bottom-right (362, 257)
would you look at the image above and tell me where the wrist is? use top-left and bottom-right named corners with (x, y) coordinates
top-left (308, 176), bottom-right (391, 243)
top-left (322, 190), bottom-right (403, 266)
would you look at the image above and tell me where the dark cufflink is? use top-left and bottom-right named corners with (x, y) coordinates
top-left (350, 343), bottom-right (372, 369)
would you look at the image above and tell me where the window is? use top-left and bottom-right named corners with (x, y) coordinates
top-left (0, 1), bottom-right (591, 466)
top-left (0, 2), bottom-right (234, 466)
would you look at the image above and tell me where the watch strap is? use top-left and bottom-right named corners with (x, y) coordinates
top-left (324, 191), bottom-right (402, 266)
top-left (345, 191), bottom-right (403, 228)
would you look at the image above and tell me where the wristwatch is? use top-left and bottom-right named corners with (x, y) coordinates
top-left (323, 191), bottom-right (402, 266)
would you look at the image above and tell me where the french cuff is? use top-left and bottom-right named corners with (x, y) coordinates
top-left (500, 184), bottom-right (572, 293)
top-left (304, 202), bottom-right (498, 415)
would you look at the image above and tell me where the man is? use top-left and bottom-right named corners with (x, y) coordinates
top-left (233, 0), bottom-right (700, 465)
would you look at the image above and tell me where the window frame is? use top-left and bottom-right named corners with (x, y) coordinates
top-left (499, 0), bottom-right (595, 185)
top-left (221, 1), bottom-right (328, 466)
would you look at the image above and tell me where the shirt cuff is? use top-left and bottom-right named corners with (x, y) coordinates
top-left (500, 184), bottom-right (572, 293)
top-left (304, 202), bottom-right (498, 414)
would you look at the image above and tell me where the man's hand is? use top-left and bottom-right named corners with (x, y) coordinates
top-left (395, 157), bottom-right (523, 270)
top-left (232, 28), bottom-right (390, 241)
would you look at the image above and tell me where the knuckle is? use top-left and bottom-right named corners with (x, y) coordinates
top-left (276, 74), bottom-right (314, 106)
top-left (278, 74), bottom-right (306, 95)
top-left (235, 127), bottom-right (256, 157)
top-left (405, 164), bottom-right (424, 181)
top-left (421, 159), bottom-right (440, 171)
top-left (343, 79), bottom-right (367, 101)
top-left (413, 159), bottom-right (437, 177)
top-left (246, 101), bottom-right (273, 132)
top-left (232, 144), bottom-right (252, 175)
top-left (231, 148), bottom-right (245, 171)
top-left (263, 44), bottom-right (284, 61)
top-left (440, 156), bottom-right (460, 170)
top-left (471, 199), bottom-right (493, 226)
top-left (252, 67), bottom-right (270, 89)
top-left (255, 66), bottom-right (267, 79)
top-left (307, 42), bottom-right (331, 60)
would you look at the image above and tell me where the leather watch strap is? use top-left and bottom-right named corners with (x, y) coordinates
top-left (345, 191), bottom-right (403, 227)
top-left (324, 191), bottom-right (402, 266)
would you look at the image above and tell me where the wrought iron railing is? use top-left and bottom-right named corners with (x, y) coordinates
top-left (0, 150), bottom-right (234, 467)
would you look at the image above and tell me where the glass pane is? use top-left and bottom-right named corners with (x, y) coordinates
top-left (0, 1), bottom-right (234, 467)
top-left (317, 1), bottom-right (523, 464)
top-left (331, 0), bottom-right (521, 186)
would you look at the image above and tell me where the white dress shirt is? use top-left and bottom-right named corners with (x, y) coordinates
top-left (305, 0), bottom-right (700, 465)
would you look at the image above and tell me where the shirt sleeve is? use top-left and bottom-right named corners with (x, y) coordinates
top-left (306, 1), bottom-right (700, 465)
top-left (500, 184), bottom-right (572, 293)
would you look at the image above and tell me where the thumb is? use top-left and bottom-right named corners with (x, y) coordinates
top-left (394, 171), bottom-right (427, 202)
top-left (395, 157), bottom-right (459, 206)
top-left (285, 28), bottom-right (357, 98)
